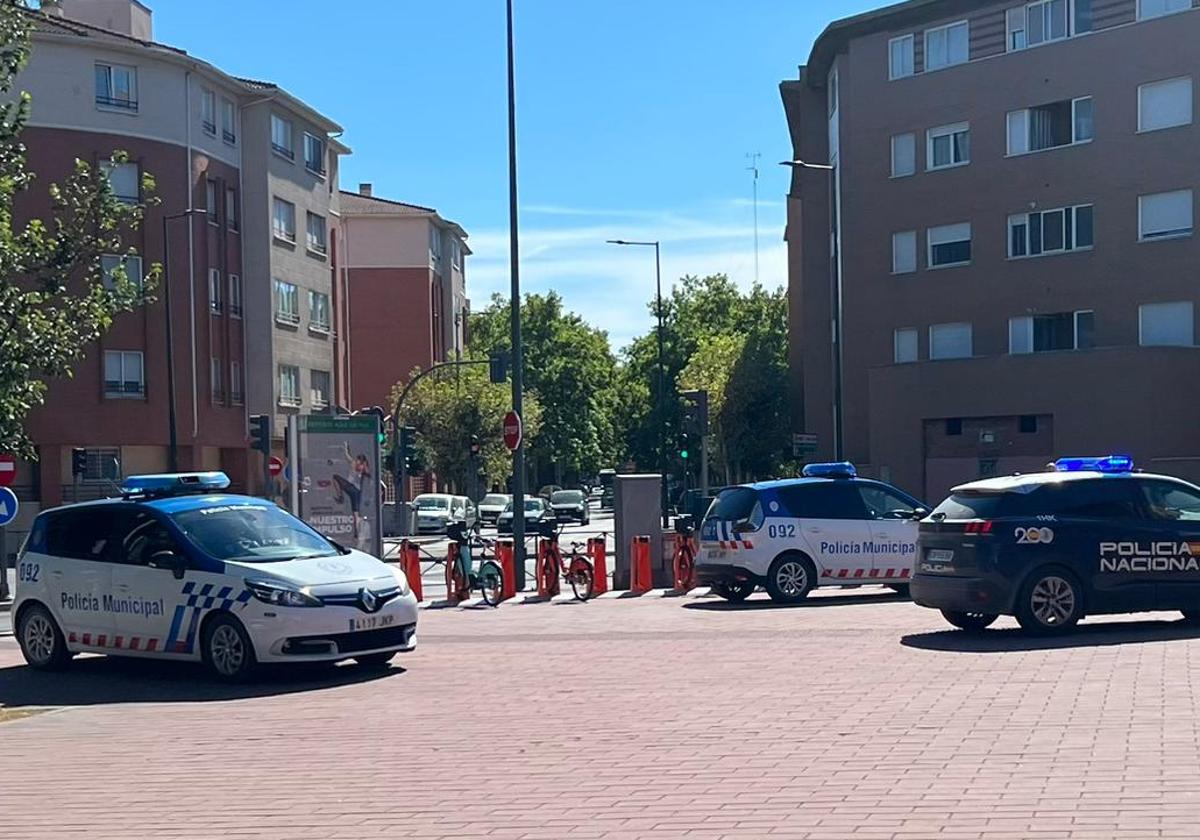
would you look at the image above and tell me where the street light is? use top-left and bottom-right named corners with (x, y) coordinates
top-left (607, 238), bottom-right (668, 527)
top-left (161, 207), bottom-right (205, 472)
top-left (780, 158), bottom-right (843, 460)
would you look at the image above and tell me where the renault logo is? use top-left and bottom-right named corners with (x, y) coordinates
top-left (359, 588), bottom-right (378, 612)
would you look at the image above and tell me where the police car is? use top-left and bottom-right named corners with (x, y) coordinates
top-left (12, 472), bottom-right (418, 680)
top-left (696, 463), bottom-right (926, 604)
top-left (911, 456), bottom-right (1200, 634)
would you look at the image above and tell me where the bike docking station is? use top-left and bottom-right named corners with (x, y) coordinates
top-left (399, 540), bottom-right (424, 603)
top-left (665, 514), bottom-right (700, 596)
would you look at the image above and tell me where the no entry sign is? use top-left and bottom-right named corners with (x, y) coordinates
top-left (268, 455), bottom-right (284, 477)
top-left (0, 454), bottom-right (14, 488)
top-left (503, 411), bottom-right (522, 451)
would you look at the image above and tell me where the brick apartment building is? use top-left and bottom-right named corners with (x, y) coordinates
top-left (782, 0), bottom-right (1200, 502)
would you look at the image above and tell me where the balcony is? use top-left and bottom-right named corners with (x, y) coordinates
top-left (271, 142), bottom-right (294, 161)
top-left (96, 94), bottom-right (137, 112)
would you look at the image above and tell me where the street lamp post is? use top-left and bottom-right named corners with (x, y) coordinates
top-left (506, 0), bottom-right (528, 588)
top-left (780, 159), bottom-right (841, 461)
top-left (607, 239), bottom-right (668, 527)
top-left (161, 208), bottom-right (204, 473)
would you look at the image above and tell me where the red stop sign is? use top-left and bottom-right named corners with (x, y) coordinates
top-left (268, 455), bottom-right (284, 477)
top-left (503, 411), bottom-right (522, 451)
top-left (0, 454), bottom-right (14, 487)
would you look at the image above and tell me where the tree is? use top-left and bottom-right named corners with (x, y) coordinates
top-left (0, 6), bottom-right (159, 458)
top-left (678, 332), bottom-right (745, 483)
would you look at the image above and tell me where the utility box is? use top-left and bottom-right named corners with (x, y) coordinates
top-left (613, 473), bottom-right (668, 588)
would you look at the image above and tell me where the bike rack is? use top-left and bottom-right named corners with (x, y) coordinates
top-left (671, 532), bottom-right (697, 593)
top-left (588, 537), bottom-right (608, 596)
top-left (445, 542), bottom-right (470, 604)
top-left (399, 540), bottom-right (424, 603)
top-left (630, 535), bottom-right (653, 594)
top-left (497, 539), bottom-right (517, 601)
top-left (536, 538), bottom-right (561, 598)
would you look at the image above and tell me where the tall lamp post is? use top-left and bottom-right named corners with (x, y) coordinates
top-left (607, 238), bottom-right (668, 527)
top-left (780, 158), bottom-right (841, 460)
top-left (161, 207), bottom-right (204, 473)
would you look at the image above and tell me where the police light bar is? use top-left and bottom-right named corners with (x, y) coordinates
top-left (120, 471), bottom-right (231, 498)
top-left (802, 461), bottom-right (857, 479)
top-left (1053, 455), bottom-right (1134, 474)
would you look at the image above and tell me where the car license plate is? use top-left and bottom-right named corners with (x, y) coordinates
top-left (705, 548), bottom-right (727, 562)
top-left (927, 549), bottom-right (954, 563)
top-left (348, 614), bottom-right (396, 632)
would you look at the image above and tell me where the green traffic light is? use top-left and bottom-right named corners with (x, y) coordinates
top-left (680, 450), bottom-right (689, 459)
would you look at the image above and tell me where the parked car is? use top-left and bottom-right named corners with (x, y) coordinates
top-left (497, 497), bottom-right (555, 534)
top-left (413, 494), bottom-right (476, 534)
top-left (550, 489), bottom-right (590, 525)
top-left (477, 493), bottom-right (511, 526)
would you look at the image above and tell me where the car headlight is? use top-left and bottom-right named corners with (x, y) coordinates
top-left (391, 566), bottom-right (411, 597)
top-left (246, 579), bottom-right (323, 607)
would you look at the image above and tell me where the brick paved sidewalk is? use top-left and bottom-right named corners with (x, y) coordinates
top-left (2, 590), bottom-right (1200, 839)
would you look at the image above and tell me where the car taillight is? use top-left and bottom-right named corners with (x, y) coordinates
top-left (964, 521), bottom-right (993, 534)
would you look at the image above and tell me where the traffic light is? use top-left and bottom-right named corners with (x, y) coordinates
top-left (398, 426), bottom-right (417, 472)
top-left (249, 415), bottom-right (270, 456)
top-left (469, 435), bottom-right (480, 458)
top-left (358, 406), bottom-right (387, 446)
top-left (681, 390), bottom-right (709, 437)
top-left (71, 447), bottom-right (87, 477)
top-left (489, 352), bottom-right (508, 384)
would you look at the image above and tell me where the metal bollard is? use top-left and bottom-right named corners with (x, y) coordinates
top-left (630, 535), bottom-right (652, 594)
top-left (497, 539), bottom-right (516, 600)
top-left (401, 540), bottom-right (423, 603)
top-left (588, 537), bottom-right (607, 596)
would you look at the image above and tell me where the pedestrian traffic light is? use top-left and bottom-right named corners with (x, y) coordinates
top-left (249, 415), bottom-right (270, 456)
top-left (681, 390), bottom-right (709, 437)
top-left (71, 447), bottom-right (87, 477)
top-left (469, 435), bottom-right (480, 458)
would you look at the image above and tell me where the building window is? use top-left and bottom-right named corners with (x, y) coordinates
top-left (429, 226), bottom-right (443, 262)
top-left (310, 370), bottom-right (331, 410)
top-left (208, 268), bottom-right (223, 314)
top-left (891, 133), bottom-right (916, 177)
top-left (927, 122), bottom-right (970, 170)
top-left (221, 98), bottom-right (236, 144)
top-left (452, 239), bottom-right (463, 268)
top-left (1009, 204), bottom-right (1094, 257)
top-left (892, 230), bottom-right (917, 274)
top-left (1009, 310), bottom-right (1094, 353)
top-left (1139, 189), bottom-right (1193, 240)
top-left (1140, 301), bottom-right (1194, 346)
top-left (1138, 0), bottom-right (1190, 20)
top-left (1007, 97), bottom-right (1092, 155)
top-left (229, 274), bottom-right (242, 317)
top-left (225, 187), bottom-right (239, 231)
top-left (894, 328), bottom-right (918, 363)
top-left (94, 62), bottom-right (137, 111)
top-left (1138, 76), bottom-right (1193, 132)
top-left (81, 448), bottom-right (121, 482)
top-left (278, 365), bottom-right (301, 407)
top-left (102, 161), bottom-right (139, 203)
top-left (200, 88), bottom-right (216, 134)
top-left (1019, 415), bottom-right (1039, 434)
top-left (930, 322), bottom-right (973, 359)
top-left (272, 197), bottom-right (296, 242)
top-left (274, 279), bottom-right (299, 325)
top-left (211, 357), bottom-right (224, 402)
top-left (270, 114), bottom-right (294, 159)
top-left (308, 290), bottom-right (330, 332)
top-left (231, 360), bottom-right (243, 405)
top-left (303, 133), bottom-right (326, 176)
top-left (206, 179), bottom-right (218, 224)
top-left (103, 350), bottom-right (144, 397)
top-left (889, 34), bottom-right (914, 79)
top-left (928, 222), bottom-right (972, 267)
top-left (306, 212), bottom-right (327, 255)
top-left (945, 418), bottom-right (963, 436)
top-left (100, 254), bottom-right (143, 289)
top-left (924, 21), bottom-right (969, 71)
top-left (1006, 0), bottom-right (1088, 51)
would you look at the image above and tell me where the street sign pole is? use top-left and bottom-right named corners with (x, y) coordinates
top-left (701, 436), bottom-right (709, 498)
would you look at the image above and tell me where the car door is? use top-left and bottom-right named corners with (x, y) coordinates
top-left (779, 482), bottom-right (874, 581)
top-left (1132, 479), bottom-right (1200, 610)
top-left (42, 507), bottom-right (116, 647)
top-left (855, 482), bottom-right (920, 579)
top-left (108, 508), bottom-right (188, 655)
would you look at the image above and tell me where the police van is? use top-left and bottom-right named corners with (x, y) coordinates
top-left (911, 456), bottom-right (1200, 634)
top-left (696, 463), bottom-right (926, 604)
top-left (12, 472), bottom-right (418, 680)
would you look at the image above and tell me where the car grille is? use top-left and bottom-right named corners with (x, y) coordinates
top-left (318, 585), bottom-right (402, 612)
top-left (282, 623), bottom-right (415, 656)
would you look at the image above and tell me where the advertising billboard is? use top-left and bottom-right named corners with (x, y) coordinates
top-left (291, 415), bottom-right (383, 559)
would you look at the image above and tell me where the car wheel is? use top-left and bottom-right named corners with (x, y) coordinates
top-left (1015, 568), bottom-right (1083, 634)
top-left (886, 584), bottom-right (910, 597)
top-left (201, 613), bottom-right (257, 682)
top-left (941, 610), bottom-right (998, 632)
top-left (765, 553), bottom-right (816, 604)
top-left (712, 582), bottom-right (754, 602)
top-left (355, 651), bottom-right (397, 668)
top-left (17, 604), bottom-right (71, 670)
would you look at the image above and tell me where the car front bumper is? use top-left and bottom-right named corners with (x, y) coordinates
top-left (245, 590), bottom-right (420, 663)
top-left (910, 573), bottom-right (1013, 614)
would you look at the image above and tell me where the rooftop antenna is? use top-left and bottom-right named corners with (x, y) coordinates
top-left (746, 152), bottom-right (761, 285)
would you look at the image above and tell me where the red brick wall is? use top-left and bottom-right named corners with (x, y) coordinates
top-left (347, 266), bottom-right (434, 411)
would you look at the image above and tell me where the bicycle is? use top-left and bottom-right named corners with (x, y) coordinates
top-left (534, 519), bottom-right (595, 601)
top-left (446, 521), bottom-right (505, 606)
top-left (673, 514), bottom-right (697, 591)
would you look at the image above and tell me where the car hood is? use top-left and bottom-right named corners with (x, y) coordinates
top-left (225, 549), bottom-right (393, 590)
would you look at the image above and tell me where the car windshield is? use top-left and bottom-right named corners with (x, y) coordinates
top-left (171, 504), bottom-right (336, 563)
top-left (481, 494), bottom-right (508, 506)
top-left (415, 497), bottom-right (449, 510)
top-left (503, 499), bottom-right (543, 513)
top-left (552, 491), bottom-right (584, 504)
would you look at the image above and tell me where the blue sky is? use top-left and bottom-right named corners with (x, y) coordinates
top-left (155, 0), bottom-right (879, 350)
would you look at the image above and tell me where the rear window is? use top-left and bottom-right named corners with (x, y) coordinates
top-left (931, 492), bottom-right (1021, 520)
top-left (707, 487), bottom-right (758, 521)
top-left (933, 478), bottom-right (1141, 519)
top-left (551, 491), bottom-right (584, 504)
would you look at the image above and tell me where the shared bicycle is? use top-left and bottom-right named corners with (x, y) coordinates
top-left (446, 521), bottom-right (505, 606)
top-left (673, 514), bottom-right (697, 591)
top-left (534, 519), bottom-right (596, 601)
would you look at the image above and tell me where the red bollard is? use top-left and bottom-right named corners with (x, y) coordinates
top-left (446, 543), bottom-right (466, 603)
top-left (497, 539), bottom-right (516, 601)
top-left (588, 537), bottom-right (608, 595)
top-left (672, 533), bottom-right (696, 592)
top-left (631, 535), bottom-right (652, 594)
top-left (401, 540), bottom-right (423, 602)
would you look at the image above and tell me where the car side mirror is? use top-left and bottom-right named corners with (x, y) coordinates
top-left (149, 549), bottom-right (187, 580)
top-left (909, 507), bottom-right (930, 521)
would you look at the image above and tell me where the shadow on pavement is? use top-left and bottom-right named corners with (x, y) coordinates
top-left (683, 591), bottom-right (908, 611)
top-left (901, 618), bottom-right (1200, 653)
top-left (0, 655), bottom-right (404, 708)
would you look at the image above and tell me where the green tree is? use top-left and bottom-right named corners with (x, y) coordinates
top-left (0, 6), bottom-right (159, 457)
top-left (678, 332), bottom-right (745, 483)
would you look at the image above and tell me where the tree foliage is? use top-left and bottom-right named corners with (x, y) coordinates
top-left (0, 6), bottom-right (159, 457)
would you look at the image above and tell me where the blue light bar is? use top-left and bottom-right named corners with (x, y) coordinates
top-left (1053, 455), bottom-right (1134, 474)
top-left (120, 471), bottom-right (231, 497)
top-left (802, 461), bottom-right (857, 479)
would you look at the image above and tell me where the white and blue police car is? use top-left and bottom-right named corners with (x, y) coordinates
top-left (12, 472), bottom-right (417, 680)
top-left (696, 463), bottom-right (926, 604)
top-left (912, 456), bottom-right (1200, 634)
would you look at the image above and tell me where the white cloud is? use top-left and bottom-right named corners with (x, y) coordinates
top-left (467, 202), bottom-right (786, 351)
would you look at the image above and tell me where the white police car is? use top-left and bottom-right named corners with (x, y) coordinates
top-left (696, 463), bottom-right (926, 604)
top-left (12, 472), bottom-right (418, 680)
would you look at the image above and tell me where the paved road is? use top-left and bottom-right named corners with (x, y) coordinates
top-left (4, 589), bottom-right (1200, 837)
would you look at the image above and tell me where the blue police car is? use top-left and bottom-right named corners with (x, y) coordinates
top-left (911, 456), bottom-right (1200, 633)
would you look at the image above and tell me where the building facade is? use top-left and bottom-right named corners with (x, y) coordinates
top-left (782, 0), bottom-right (1200, 502)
